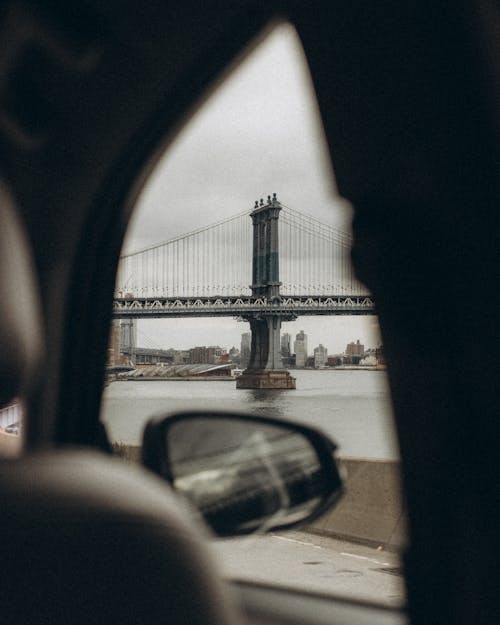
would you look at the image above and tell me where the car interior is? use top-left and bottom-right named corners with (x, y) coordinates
top-left (0, 2), bottom-right (499, 625)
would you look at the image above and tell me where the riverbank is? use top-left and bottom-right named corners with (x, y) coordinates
top-left (112, 376), bottom-right (234, 381)
top-left (113, 366), bottom-right (385, 381)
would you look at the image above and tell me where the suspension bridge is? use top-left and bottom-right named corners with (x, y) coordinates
top-left (113, 197), bottom-right (373, 318)
top-left (113, 194), bottom-right (374, 388)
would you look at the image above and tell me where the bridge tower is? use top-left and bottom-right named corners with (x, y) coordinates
top-left (236, 194), bottom-right (296, 389)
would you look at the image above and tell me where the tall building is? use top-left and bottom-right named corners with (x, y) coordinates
top-left (120, 319), bottom-right (137, 364)
top-left (294, 330), bottom-right (308, 367)
top-left (189, 346), bottom-right (209, 364)
top-left (107, 320), bottom-right (123, 367)
top-left (346, 339), bottom-right (365, 357)
top-left (280, 333), bottom-right (291, 358)
top-left (314, 344), bottom-right (328, 368)
top-left (240, 332), bottom-right (251, 368)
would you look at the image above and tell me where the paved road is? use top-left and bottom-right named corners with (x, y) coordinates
top-left (212, 530), bottom-right (405, 607)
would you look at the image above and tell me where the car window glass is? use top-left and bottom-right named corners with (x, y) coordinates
top-left (0, 399), bottom-right (23, 457)
top-left (101, 23), bottom-right (406, 607)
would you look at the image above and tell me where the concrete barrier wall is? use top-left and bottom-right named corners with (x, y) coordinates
top-left (0, 431), bottom-right (22, 458)
top-left (111, 444), bottom-right (406, 550)
top-left (305, 457), bottom-right (406, 550)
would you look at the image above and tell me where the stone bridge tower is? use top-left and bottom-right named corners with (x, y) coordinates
top-left (236, 194), bottom-right (296, 389)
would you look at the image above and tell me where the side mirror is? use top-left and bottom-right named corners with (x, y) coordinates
top-left (142, 412), bottom-right (343, 537)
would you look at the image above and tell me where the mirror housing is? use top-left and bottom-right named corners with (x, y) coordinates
top-left (142, 412), bottom-right (343, 537)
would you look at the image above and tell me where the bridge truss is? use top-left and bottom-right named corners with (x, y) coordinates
top-left (112, 294), bottom-right (375, 318)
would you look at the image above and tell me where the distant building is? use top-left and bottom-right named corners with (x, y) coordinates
top-left (228, 346), bottom-right (240, 364)
top-left (120, 319), bottom-right (137, 363)
top-left (327, 355), bottom-right (342, 367)
top-left (376, 345), bottom-right (386, 367)
top-left (281, 333), bottom-right (295, 367)
top-left (208, 346), bottom-right (226, 363)
top-left (188, 346), bottom-right (226, 364)
top-left (346, 339), bottom-right (365, 357)
top-left (133, 348), bottom-right (175, 366)
top-left (174, 350), bottom-right (190, 365)
top-left (189, 346), bottom-right (209, 364)
top-left (294, 330), bottom-right (308, 367)
top-left (108, 320), bottom-right (128, 367)
top-left (314, 344), bottom-right (328, 368)
top-left (240, 332), bottom-right (251, 368)
top-left (281, 333), bottom-right (291, 358)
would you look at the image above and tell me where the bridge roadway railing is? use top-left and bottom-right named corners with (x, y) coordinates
top-left (112, 294), bottom-right (375, 318)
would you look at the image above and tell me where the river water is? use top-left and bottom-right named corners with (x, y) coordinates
top-left (101, 369), bottom-right (399, 459)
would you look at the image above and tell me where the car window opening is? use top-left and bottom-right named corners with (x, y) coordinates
top-left (100, 22), bottom-right (406, 607)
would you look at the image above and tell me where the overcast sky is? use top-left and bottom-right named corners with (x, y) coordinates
top-left (123, 23), bottom-right (381, 354)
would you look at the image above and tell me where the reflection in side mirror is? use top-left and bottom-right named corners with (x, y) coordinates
top-left (142, 412), bottom-right (343, 537)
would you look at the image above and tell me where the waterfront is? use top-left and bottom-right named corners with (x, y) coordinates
top-left (101, 369), bottom-right (398, 459)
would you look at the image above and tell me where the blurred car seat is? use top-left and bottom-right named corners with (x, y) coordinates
top-left (0, 187), bottom-right (239, 625)
top-left (0, 182), bottom-right (43, 408)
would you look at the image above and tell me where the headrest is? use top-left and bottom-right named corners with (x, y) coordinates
top-left (0, 182), bottom-right (43, 406)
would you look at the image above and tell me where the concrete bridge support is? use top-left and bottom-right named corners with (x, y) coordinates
top-left (237, 194), bottom-right (295, 390)
top-left (237, 315), bottom-right (295, 389)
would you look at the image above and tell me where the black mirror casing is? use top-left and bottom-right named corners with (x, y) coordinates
top-left (142, 412), bottom-right (343, 537)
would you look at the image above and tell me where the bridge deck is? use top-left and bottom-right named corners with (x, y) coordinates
top-left (112, 294), bottom-right (375, 318)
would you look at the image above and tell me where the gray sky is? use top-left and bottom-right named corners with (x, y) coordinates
top-left (122, 23), bottom-right (381, 354)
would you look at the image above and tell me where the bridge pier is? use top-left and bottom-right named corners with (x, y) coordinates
top-left (237, 315), bottom-right (296, 389)
top-left (237, 194), bottom-right (295, 390)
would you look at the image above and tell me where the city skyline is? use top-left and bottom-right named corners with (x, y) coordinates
top-left (134, 315), bottom-right (381, 355)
